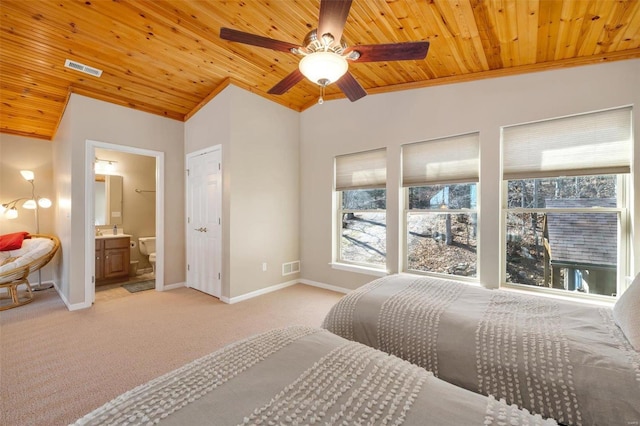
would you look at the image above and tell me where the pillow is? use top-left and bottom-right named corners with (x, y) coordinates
top-left (0, 231), bottom-right (31, 251)
top-left (613, 273), bottom-right (640, 351)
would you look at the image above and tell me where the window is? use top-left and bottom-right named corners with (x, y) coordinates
top-left (502, 107), bottom-right (632, 297)
top-left (403, 133), bottom-right (479, 277)
top-left (335, 149), bottom-right (387, 268)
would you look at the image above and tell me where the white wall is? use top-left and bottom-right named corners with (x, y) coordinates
top-left (53, 103), bottom-right (74, 298)
top-left (185, 85), bottom-right (300, 299)
top-left (300, 59), bottom-right (640, 291)
top-left (228, 87), bottom-right (300, 298)
top-left (53, 94), bottom-right (184, 306)
top-left (5, 60), bottom-right (637, 305)
top-left (0, 134), bottom-right (57, 284)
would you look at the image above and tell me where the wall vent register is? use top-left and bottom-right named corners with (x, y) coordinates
top-left (282, 261), bottom-right (300, 276)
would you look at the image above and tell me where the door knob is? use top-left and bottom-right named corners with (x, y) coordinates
top-left (194, 227), bottom-right (208, 232)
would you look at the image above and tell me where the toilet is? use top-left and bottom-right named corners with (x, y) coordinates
top-left (138, 237), bottom-right (156, 274)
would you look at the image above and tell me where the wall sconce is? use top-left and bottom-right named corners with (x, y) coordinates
top-left (95, 157), bottom-right (117, 175)
top-left (0, 170), bottom-right (54, 290)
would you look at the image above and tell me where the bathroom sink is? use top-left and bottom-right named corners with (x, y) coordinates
top-left (95, 234), bottom-right (132, 239)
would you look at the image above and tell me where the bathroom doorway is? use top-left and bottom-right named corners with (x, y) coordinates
top-left (84, 140), bottom-right (165, 305)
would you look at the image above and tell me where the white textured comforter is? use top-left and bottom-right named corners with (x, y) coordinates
top-left (74, 326), bottom-right (556, 425)
top-left (323, 274), bottom-right (640, 426)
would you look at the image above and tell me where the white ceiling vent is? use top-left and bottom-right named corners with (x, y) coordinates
top-left (64, 59), bottom-right (103, 77)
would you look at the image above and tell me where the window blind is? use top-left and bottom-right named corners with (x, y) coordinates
top-left (502, 106), bottom-right (632, 180)
top-left (335, 148), bottom-right (387, 191)
top-left (402, 133), bottom-right (479, 187)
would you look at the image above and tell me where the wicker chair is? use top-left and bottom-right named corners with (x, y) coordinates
top-left (0, 234), bottom-right (60, 310)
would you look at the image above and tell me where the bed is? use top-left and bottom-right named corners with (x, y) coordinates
top-left (73, 326), bottom-right (556, 425)
top-left (322, 274), bottom-right (640, 426)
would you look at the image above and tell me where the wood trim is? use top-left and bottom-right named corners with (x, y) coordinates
top-left (365, 49), bottom-right (640, 96)
top-left (230, 78), bottom-right (304, 112)
top-left (185, 77), bottom-right (305, 120)
top-left (300, 49), bottom-right (640, 111)
top-left (69, 85), bottom-right (185, 122)
top-left (0, 128), bottom-right (52, 141)
top-left (50, 88), bottom-right (73, 141)
top-left (184, 77), bottom-right (232, 121)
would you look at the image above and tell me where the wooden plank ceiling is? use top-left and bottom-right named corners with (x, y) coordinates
top-left (1, 0), bottom-right (639, 140)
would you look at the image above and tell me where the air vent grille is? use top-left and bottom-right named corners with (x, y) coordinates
top-left (64, 59), bottom-right (103, 77)
top-left (282, 260), bottom-right (301, 276)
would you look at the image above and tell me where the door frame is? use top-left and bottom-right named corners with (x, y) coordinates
top-left (84, 140), bottom-right (165, 305)
top-left (185, 145), bottom-right (222, 297)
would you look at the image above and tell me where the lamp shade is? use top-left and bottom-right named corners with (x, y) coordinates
top-left (22, 199), bottom-right (37, 209)
top-left (299, 51), bottom-right (348, 86)
top-left (20, 170), bottom-right (34, 181)
top-left (5, 208), bottom-right (18, 219)
top-left (38, 198), bottom-right (52, 208)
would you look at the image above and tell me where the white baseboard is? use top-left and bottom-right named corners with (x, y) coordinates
top-left (299, 279), bottom-right (351, 294)
top-left (53, 283), bottom-right (92, 311)
top-left (223, 279), bottom-right (299, 304)
top-left (161, 282), bottom-right (185, 291)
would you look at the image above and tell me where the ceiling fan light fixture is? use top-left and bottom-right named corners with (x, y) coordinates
top-left (347, 50), bottom-right (361, 61)
top-left (320, 33), bottom-right (335, 47)
top-left (299, 51), bottom-right (348, 86)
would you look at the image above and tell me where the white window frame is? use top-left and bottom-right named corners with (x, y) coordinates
top-left (500, 175), bottom-right (629, 301)
top-left (333, 149), bottom-right (388, 275)
top-left (499, 107), bottom-right (633, 301)
top-left (403, 185), bottom-right (478, 282)
top-left (401, 132), bottom-right (480, 281)
top-left (335, 189), bottom-right (388, 272)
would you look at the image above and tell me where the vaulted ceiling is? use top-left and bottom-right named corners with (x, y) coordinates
top-left (1, 0), bottom-right (639, 141)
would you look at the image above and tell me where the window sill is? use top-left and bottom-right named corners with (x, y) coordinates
top-left (330, 262), bottom-right (389, 277)
top-left (500, 283), bottom-right (615, 307)
top-left (403, 269), bottom-right (480, 285)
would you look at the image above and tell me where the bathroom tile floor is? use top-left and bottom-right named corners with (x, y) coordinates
top-left (95, 272), bottom-right (156, 303)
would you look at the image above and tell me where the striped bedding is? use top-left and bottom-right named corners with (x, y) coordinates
top-left (73, 326), bottom-right (555, 426)
top-left (323, 274), bottom-right (640, 426)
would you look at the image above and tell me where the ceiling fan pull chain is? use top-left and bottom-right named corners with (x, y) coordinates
top-left (318, 85), bottom-right (325, 105)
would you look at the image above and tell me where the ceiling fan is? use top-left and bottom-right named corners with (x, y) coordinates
top-left (220, 0), bottom-right (430, 104)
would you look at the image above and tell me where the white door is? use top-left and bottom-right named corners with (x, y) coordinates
top-left (186, 147), bottom-right (222, 297)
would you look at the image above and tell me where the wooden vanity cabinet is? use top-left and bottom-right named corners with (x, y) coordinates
top-left (96, 236), bottom-right (130, 285)
top-left (95, 243), bottom-right (104, 281)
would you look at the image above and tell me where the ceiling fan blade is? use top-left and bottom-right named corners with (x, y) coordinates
top-left (220, 27), bottom-right (299, 53)
top-left (345, 41), bottom-right (430, 62)
top-left (268, 69), bottom-right (305, 95)
top-left (336, 72), bottom-right (367, 102)
top-left (317, 0), bottom-right (353, 44)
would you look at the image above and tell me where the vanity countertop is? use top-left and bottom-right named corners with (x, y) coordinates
top-left (95, 233), bottom-right (132, 239)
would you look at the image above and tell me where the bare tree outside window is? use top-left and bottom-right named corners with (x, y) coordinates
top-left (505, 175), bottom-right (621, 297)
top-left (406, 183), bottom-right (477, 277)
top-left (340, 189), bottom-right (386, 267)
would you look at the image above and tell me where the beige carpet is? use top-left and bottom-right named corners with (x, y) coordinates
top-left (0, 283), bottom-right (344, 426)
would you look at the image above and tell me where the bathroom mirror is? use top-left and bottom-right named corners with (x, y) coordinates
top-left (95, 174), bottom-right (123, 226)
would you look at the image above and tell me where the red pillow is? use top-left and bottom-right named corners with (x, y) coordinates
top-left (0, 232), bottom-right (31, 251)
